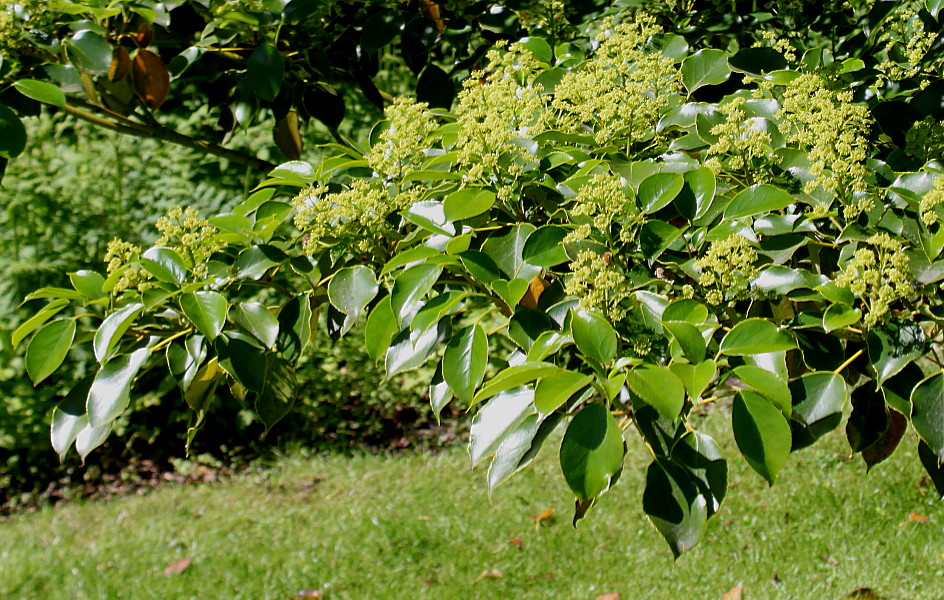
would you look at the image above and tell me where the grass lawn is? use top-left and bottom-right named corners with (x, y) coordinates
top-left (1, 407), bottom-right (941, 600)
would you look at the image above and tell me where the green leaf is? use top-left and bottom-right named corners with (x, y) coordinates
top-left (822, 304), bottom-right (861, 332)
top-left (752, 266), bottom-right (825, 296)
top-left (724, 184), bottom-right (795, 219)
top-left (671, 430), bottom-right (727, 516)
top-left (13, 299), bottom-right (69, 349)
top-left (790, 371), bottom-right (847, 427)
top-left (521, 226), bottom-right (569, 267)
top-left (93, 302), bottom-right (144, 364)
top-left (491, 278), bottom-right (529, 309)
top-left (442, 324), bottom-right (488, 403)
top-left (69, 270), bottom-right (106, 299)
top-left (391, 263), bottom-right (442, 326)
top-left (472, 362), bottom-right (561, 405)
top-left (669, 360), bottom-right (716, 399)
top-left (867, 321), bottom-right (926, 387)
top-left (481, 224), bottom-right (540, 280)
top-left (727, 47), bottom-right (788, 76)
top-left (662, 299), bottom-right (709, 323)
top-left (86, 347), bottom-right (150, 428)
top-left (638, 172), bottom-right (684, 214)
top-left (66, 30), bottom-right (113, 75)
top-left (360, 9), bottom-right (405, 54)
top-left (626, 364), bottom-right (686, 421)
top-left (534, 370), bottom-right (592, 414)
top-left (217, 336), bottom-right (267, 392)
top-left (680, 167), bottom-right (716, 220)
top-left (928, 0), bottom-right (944, 18)
top-left (365, 296), bottom-right (397, 361)
top-left (26, 319), bottom-right (76, 385)
top-left (720, 319), bottom-right (796, 356)
top-left (487, 414), bottom-right (540, 497)
top-left (140, 247), bottom-right (188, 284)
top-left (328, 265), bottom-right (378, 321)
top-left (919, 439), bottom-right (944, 498)
top-left (246, 43), bottom-right (284, 101)
top-left (520, 36), bottom-right (553, 63)
top-left (459, 250), bottom-right (501, 285)
top-left (443, 187), bottom-right (495, 221)
top-left (570, 309), bottom-right (617, 364)
top-left (14, 79), bottom-right (66, 107)
top-left (180, 291), bottom-right (228, 340)
top-left (733, 365), bottom-right (791, 417)
top-left (402, 200), bottom-right (455, 236)
top-left (381, 246), bottom-right (439, 276)
top-left (385, 322), bottom-right (442, 377)
top-left (235, 245), bottom-right (287, 280)
top-left (732, 391), bottom-right (791, 485)
top-left (76, 421), bottom-right (112, 463)
top-left (662, 321), bottom-right (706, 363)
top-left (0, 104), bottom-right (26, 159)
top-left (253, 353), bottom-right (297, 433)
top-left (560, 403), bottom-right (625, 501)
top-left (51, 375), bottom-right (94, 462)
top-left (911, 372), bottom-right (944, 462)
top-left (469, 387), bottom-right (535, 467)
top-left (429, 365), bottom-right (453, 420)
top-left (643, 457), bottom-right (708, 559)
top-left (232, 302), bottom-right (280, 349)
top-left (183, 357), bottom-right (221, 412)
top-left (681, 49), bottom-right (731, 94)
top-left (276, 294), bottom-right (312, 363)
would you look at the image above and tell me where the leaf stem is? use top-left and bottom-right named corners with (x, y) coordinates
top-left (833, 348), bottom-right (864, 375)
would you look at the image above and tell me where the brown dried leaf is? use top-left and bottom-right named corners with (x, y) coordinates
top-left (132, 49), bottom-right (170, 109)
top-left (109, 46), bottom-right (131, 82)
top-left (472, 568), bottom-right (503, 583)
top-left (508, 536), bottom-right (522, 549)
top-left (908, 511), bottom-right (929, 524)
top-left (419, 0), bottom-right (444, 33)
top-left (273, 110), bottom-right (303, 160)
top-left (292, 591), bottom-right (322, 599)
top-left (722, 585), bottom-right (743, 600)
top-left (162, 557), bottom-right (191, 576)
top-left (530, 507), bottom-right (554, 533)
top-left (595, 594), bottom-right (621, 600)
top-left (518, 276), bottom-right (548, 309)
top-left (135, 21), bottom-right (153, 48)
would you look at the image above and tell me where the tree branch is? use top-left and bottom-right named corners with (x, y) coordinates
top-left (61, 99), bottom-right (276, 173)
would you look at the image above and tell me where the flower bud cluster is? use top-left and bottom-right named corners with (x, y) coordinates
top-left (707, 97), bottom-right (776, 174)
top-left (155, 207), bottom-right (224, 279)
top-left (835, 233), bottom-right (914, 327)
top-left (564, 174), bottom-right (642, 244)
top-left (696, 234), bottom-right (759, 305)
top-left (367, 98), bottom-right (437, 180)
top-left (921, 176), bottom-right (944, 228)
top-left (104, 239), bottom-right (146, 294)
top-left (565, 250), bottom-right (632, 320)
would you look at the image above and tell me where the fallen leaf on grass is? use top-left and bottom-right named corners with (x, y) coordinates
top-left (722, 585), bottom-right (743, 600)
top-left (844, 588), bottom-right (884, 600)
top-left (292, 590), bottom-right (322, 599)
top-left (508, 536), bottom-right (522, 549)
top-left (530, 508), bottom-right (554, 533)
top-left (162, 557), bottom-right (191, 576)
top-left (821, 554), bottom-right (839, 566)
top-left (472, 568), bottom-right (503, 583)
top-left (595, 593), bottom-right (620, 600)
top-left (908, 511), bottom-right (929, 524)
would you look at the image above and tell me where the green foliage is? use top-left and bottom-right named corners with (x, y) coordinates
top-left (19, 1), bottom-right (944, 555)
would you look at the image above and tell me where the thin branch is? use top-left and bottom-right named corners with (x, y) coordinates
top-left (61, 99), bottom-right (276, 173)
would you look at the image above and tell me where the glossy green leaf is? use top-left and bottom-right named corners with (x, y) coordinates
top-left (663, 320), bottom-right (706, 363)
top-left (328, 265), bottom-right (378, 321)
top-left (822, 304), bottom-right (861, 333)
top-left (918, 439), bottom-right (944, 498)
top-left (560, 403), bottom-right (625, 501)
top-left (469, 387), bottom-right (535, 467)
top-left (790, 372), bottom-right (847, 427)
top-left (50, 375), bottom-right (94, 462)
top-left (65, 30), bottom-right (112, 75)
top-left (391, 264), bottom-right (440, 326)
top-left (180, 291), bottom-right (228, 340)
top-left (13, 299), bottom-right (68, 349)
top-left (0, 104), bottom-right (26, 159)
top-left (732, 391), bottom-right (791, 485)
top-left (570, 309), bottom-right (617, 364)
top-left (235, 245), bottom-right (287, 280)
top-left (481, 224), bottom-right (540, 280)
top-left (232, 302), bottom-right (279, 349)
top-left (75, 421), bottom-right (112, 463)
top-left (720, 319), bottom-right (796, 356)
top-left (521, 226), bottom-right (569, 267)
top-left (69, 270), bottom-right (106, 299)
top-left (459, 250), bottom-right (501, 285)
top-left (662, 299), bottom-right (709, 324)
top-left (527, 331), bottom-right (573, 362)
top-left (533, 370), bottom-right (592, 414)
top-left (184, 357), bottom-right (221, 412)
top-left (669, 360), bottom-right (716, 399)
top-left (640, 220), bottom-right (684, 262)
top-left (867, 321), bottom-right (925, 387)
top-left (487, 414), bottom-right (540, 497)
top-left (911, 372), bottom-right (944, 462)
top-left (681, 167), bottom-right (716, 220)
top-left (429, 364), bottom-right (453, 420)
top-left (638, 172), bottom-right (684, 214)
top-left (472, 362), bottom-right (561, 405)
top-left (14, 79), bottom-right (66, 107)
top-left (246, 43), bottom-right (284, 101)
top-left (928, 0), bottom-right (944, 18)
top-left (491, 278), bottom-right (529, 309)
top-left (93, 303), bottom-right (143, 364)
top-left (140, 247), bottom-right (187, 284)
top-left (733, 365), bottom-right (791, 417)
top-left (365, 296), bottom-right (397, 361)
top-left (626, 365), bottom-right (686, 421)
top-left (442, 324), bottom-right (488, 403)
top-left (443, 187), bottom-right (495, 221)
top-left (681, 49), bottom-right (731, 93)
top-left (385, 322), bottom-right (442, 377)
top-left (381, 246), bottom-right (439, 276)
top-left (26, 319), bottom-right (76, 385)
top-left (216, 336), bottom-right (267, 392)
top-left (672, 430), bottom-right (727, 516)
top-left (253, 353), bottom-right (297, 433)
top-left (643, 457), bottom-right (708, 559)
top-left (360, 9), bottom-right (405, 54)
top-left (276, 294), bottom-right (312, 363)
top-left (724, 184), bottom-right (794, 219)
top-left (87, 347), bottom-right (150, 428)
top-left (752, 266), bottom-right (826, 296)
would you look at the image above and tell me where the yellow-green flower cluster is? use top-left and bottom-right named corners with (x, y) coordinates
top-left (755, 30), bottom-right (797, 63)
top-left (104, 239), bottom-right (146, 294)
top-left (921, 176), bottom-right (944, 227)
top-left (552, 15), bottom-right (679, 147)
top-left (155, 207), bottom-right (224, 279)
top-left (565, 250), bottom-right (632, 320)
top-left (777, 74), bottom-right (871, 208)
top-left (835, 233), bottom-right (914, 327)
top-left (905, 117), bottom-right (944, 163)
top-left (696, 235), bottom-right (759, 305)
top-left (565, 174), bottom-right (642, 244)
top-left (454, 42), bottom-right (547, 183)
top-left (367, 97), bottom-right (437, 180)
top-left (876, 8), bottom-right (936, 83)
top-left (294, 180), bottom-right (417, 255)
top-left (706, 97), bottom-right (775, 173)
